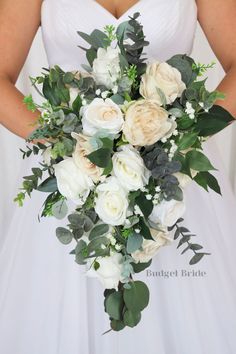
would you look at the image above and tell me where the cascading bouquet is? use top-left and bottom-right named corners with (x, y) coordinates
top-left (15, 13), bottom-right (234, 331)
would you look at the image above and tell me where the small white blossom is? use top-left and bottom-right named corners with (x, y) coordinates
top-left (161, 137), bottom-right (167, 143)
top-left (115, 244), bottom-right (122, 251)
top-left (153, 199), bottom-right (159, 205)
top-left (82, 99), bottom-right (87, 106)
top-left (101, 244), bottom-right (107, 250)
top-left (199, 102), bottom-right (204, 108)
top-left (135, 228), bottom-right (141, 234)
top-left (185, 101), bottom-right (195, 119)
top-left (173, 129), bottom-right (179, 136)
top-left (155, 186), bottom-right (161, 192)
top-left (134, 205), bottom-right (143, 216)
top-left (170, 115), bottom-right (177, 121)
top-left (125, 219), bottom-right (131, 226)
top-left (110, 236), bottom-right (117, 246)
top-left (101, 91), bottom-right (109, 99)
top-left (112, 85), bottom-right (118, 94)
top-left (95, 89), bottom-right (101, 96)
top-left (146, 194), bottom-right (152, 200)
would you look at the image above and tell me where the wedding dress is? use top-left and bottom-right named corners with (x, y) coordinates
top-left (0, 1), bottom-right (236, 353)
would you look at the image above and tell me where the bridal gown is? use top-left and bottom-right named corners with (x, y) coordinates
top-left (1, 0), bottom-right (236, 353)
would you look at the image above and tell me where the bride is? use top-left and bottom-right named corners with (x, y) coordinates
top-left (0, 1), bottom-right (236, 353)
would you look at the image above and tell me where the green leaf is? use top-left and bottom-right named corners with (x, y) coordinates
top-left (194, 171), bottom-right (221, 195)
top-left (110, 320), bottom-right (126, 331)
top-left (89, 224), bottom-right (109, 240)
top-left (77, 29), bottom-right (109, 49)
top-left (126, 233), bottom-right (143, 253)
top-left (194, 172), bottom-right (209, 192)
top-left (87, 236), bottom-right (110, 256)
top-left (63, 72), bottom-right (74, 84)
top-left (195, 105), bottom-right (234, 136)
top-left (72, 94), bottom-right (82, 112)
top-left (177, 132), bottom-right (198, 151)
top-left (42, 77), bottom-right (61, 106)
top-left (52, 199), bottom-right (68, 219)
top-left (135, 192), bottom-right (153, 218)
top-left (87, 147), bottom-right (112, 168)
top-left (56, 227), bottom-right (73, 244)
top-left (75, 239), bottom-right (88, 264)
top-left (105, 291), bottom-right (124, 320)
top-left (37, 177), bottom-right (58, 193)
top-left (123, 281), bottom-right (149, 312)
top-left (131, 259), bottom-right (152, 273)
top-left (167, 54), bottom-right (196, 85)
top-left (86, 47), bottom-right (97, 66)
top-left (189, 253), bottom-right (205, 265)
top-left (186, 150), bottom-right (216, 172)
top-left (139, 218), bottom-right (153, 240)
top-left (110, 94), bottom-right (125, 105)
top-left (123, 310), bottom-right (141, 328)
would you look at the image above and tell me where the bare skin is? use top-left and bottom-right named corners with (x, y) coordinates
top-left (0, 0), bottom-right (236, 140)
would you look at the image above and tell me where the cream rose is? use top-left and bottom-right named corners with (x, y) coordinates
top-left (86, 252), bottom-right (124, 289)
top-left (71, 132), bottom-right (103, 183)
top-left (123, 99), bottom-right (175, 146)
top-left (140, 61), bottom-right (186, 105)
top-left (95, 176), bottom-right (128, 226)
top-left (112, 144), bottom-right (150, 191)
top-left (81, 98), bottom-right (124, 136)
top-left (92, 46), bottom-right (121, 89)
top-left (149, 198), bottom-right (186, 227)
top-left (54, 158), bottom-right (93, 205)
top-left (132, 229), bottom-right (171, 263)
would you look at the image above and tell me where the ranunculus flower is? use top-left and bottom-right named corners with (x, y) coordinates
top-left (149, 198), bottom-right (186, 227)
top-left (54, 158), bottom-right (93, 205)
top-left (86, 252), bottom-right (124, 289)
top-left (95, 176), bottom-right (128, 226)
top-left (92, 46), bottom-right (121, 89)
top-left (123, 99), bottom-right (175, 146)
top-left (131, 229), bottom-right (171, 263)
top-left (81, 98), bottom-right (124, 136)
top-left (112, 144), bottom-right (150, 191)
top-left (71, 132), bottom-right (104, 183)
top-left (140, 61), bottom-right (186, 105)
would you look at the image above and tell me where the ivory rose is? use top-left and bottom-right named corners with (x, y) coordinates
top-left (131, 229), bottom-right (171, 263)
top-left (149, 198), bottom-right (186, 227)
top-left (123, 99), bottom-right (175, 146)
top-left (81, 98), bottom-right (124, 136)
top-left (140, 61), bottom-right (186, 105)
top-left (72, 132), bottom-right (103, 183)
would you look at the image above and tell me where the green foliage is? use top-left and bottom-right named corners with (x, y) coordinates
top-left (167, 54), bottom-right (197, 86)
top-left (170, 218), bottom-right (210, 265)
top-left (186, 150), bottom-right (216, 172)
top-left (123, 280), bottom-right (149, 312)
top-left (135, 191), bottom-right (153, 218)
top-left (23, 95), bottom-right (37, 112)
top-left (192, 61), bottom-right (216, 77)
top-left (194, 171), bottom-right (221, 195)
top-left (56, 227), bottom-right (73, 244)
top-left (89, 224), bottom-right (109, 240)
top-left (126, 232), bottom-right (143, 253)
top-left (37, 177), bottom-right (58, 193)
top-left (105, 291), bottom-right (124, 320)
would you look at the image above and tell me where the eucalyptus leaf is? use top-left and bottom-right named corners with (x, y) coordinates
top-left (52, 199), bottom-right (68, 219)
top-left (126, 233), bottom-right (143, 253)
top-left (105, 291), bottom-right (124, 320)
top-left (56, 227), bottom-right (73, 244)
top-left (37, 177), bottom-right (58, 193)
top-left (123, 281), bottom-right (149, 312)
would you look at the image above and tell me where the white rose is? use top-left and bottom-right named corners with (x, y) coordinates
top-left (81, 98), bottom-right (124, 136)
top-left (92, 46), bottom-right (121, 89)
top-left (123, 99), bottom-right (175, 146)
top-left (95, 176), bottom-right (128, 226)
top-left (140, 61), bottom-right (186, 105)
top-left (149, 198), bottom-right (186, 227)
top-left (71, 132), bottom-right (104, 183)
top-left (54, 158), bottom-right (93, 205)
top-left (132, 229), bottom-right (171, 263)
top-left (112, 144), bottom-right (150, 191)
top-left (86, 252), bottom-right (124, 289)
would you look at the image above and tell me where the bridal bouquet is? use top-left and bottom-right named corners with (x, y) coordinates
top-left (15, 13), bottom-right (234, 331)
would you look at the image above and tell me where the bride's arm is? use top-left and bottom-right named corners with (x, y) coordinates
top-left (0, 0), bottom-right (42, 138)
top-left (197, 0), bottom-right (236, 118)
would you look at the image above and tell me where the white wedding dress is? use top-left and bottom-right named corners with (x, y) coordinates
top-left (1, 0), bottom-right (236, 353)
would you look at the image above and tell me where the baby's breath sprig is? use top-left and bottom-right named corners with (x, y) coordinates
top-left (192, 61), bottom-right (216, 77)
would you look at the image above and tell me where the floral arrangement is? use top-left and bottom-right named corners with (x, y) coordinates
top-left (15, 13), bottom-right (234, 331)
